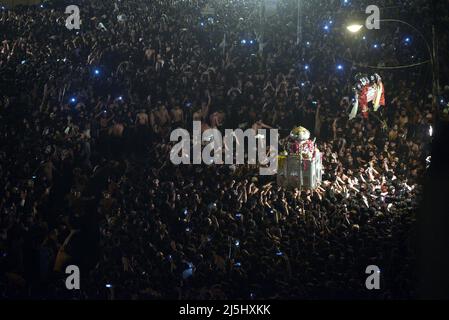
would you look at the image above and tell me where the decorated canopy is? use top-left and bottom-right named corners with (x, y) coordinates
top-left (289, 126), bottom-right (310, 141)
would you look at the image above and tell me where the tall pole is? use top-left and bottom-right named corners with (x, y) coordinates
top-left (259, 0), bottom-right (265, 54)
top-left (375, 19), bottom-right (438, 123)
top-left (223, 33), bottom-right (226, 57)
top-left (296, 0), bottom-right (302, 45)
top-left (432, 25), bottom-right (440, 124)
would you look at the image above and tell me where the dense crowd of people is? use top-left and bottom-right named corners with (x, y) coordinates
top-left (0, 0), bottom-right (447, 299)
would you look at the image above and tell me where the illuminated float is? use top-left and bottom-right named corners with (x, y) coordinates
top-left (277, 126), bottom-right (322, 189)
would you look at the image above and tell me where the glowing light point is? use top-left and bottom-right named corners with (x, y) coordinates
top-left (346, 24), bottom-right (363, 33)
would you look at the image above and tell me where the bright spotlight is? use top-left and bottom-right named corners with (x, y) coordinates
top-left (429, 125), bottom-right (433, 137)
top-left (337, 64), bottom-right (343, 70)
top-left (346, 24), bottom-right (363, 33)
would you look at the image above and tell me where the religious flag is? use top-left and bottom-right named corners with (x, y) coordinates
top-left (349, 74), bottom-right (385, 119)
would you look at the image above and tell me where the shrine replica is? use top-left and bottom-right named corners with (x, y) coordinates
top-left (277, 126), bottom-right (322, 189)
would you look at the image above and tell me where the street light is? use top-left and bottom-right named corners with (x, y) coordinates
top-left (345, 19), bottom-right (440, 123)
top-left (346, 24), bottom-right (363, 33)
